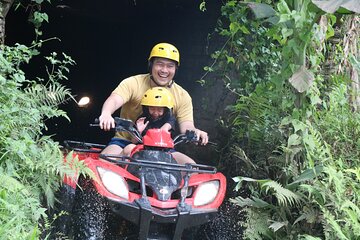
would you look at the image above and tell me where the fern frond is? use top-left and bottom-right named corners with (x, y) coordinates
top-left (0, 173), bottom-right (28, 194)
top-left (322, 207), bottom-right (349, 240)
top-left (261, 180), bottom-right (303, 206)
top-left (268, 220), bottom-right (288, 232)
top-left (294, 206), bottom-right (321, 225)
top-left (298, 235), bottom-right (322, 240)
top-left (303, 124), bottom-right (332, 167)
top-left (324, 165), bottom-right (346, 198)
top-left (241, 208), bottom-right (273, 240)
top-left (230, 195), bottom-right (271, 208)
top-left (24, 82), bottom-right (73, 107)
top-left (231, 145), bottom-right (257, 169)
top-left (341, 200), bottom-right (360, 236)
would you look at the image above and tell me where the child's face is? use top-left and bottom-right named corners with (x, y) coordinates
top-left (148, 106), bottom-right (165, 120)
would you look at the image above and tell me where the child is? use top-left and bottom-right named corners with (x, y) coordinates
top-left (122, 87), bottom-right (176, 156)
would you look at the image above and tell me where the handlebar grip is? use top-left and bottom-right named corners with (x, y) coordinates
top-left (185, 130), bottom-right (197, 142)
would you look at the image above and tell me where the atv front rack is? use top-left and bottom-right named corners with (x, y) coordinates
top-left (100, 153), bottom-right (217, 174)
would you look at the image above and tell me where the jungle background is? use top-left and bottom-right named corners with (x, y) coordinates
top-left (1, 0), bottom-right (360, 239)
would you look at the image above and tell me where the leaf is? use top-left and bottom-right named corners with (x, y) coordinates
top-left (269, 221), bottom-right (288, 232)
top-left (294, 207), bottom-right (320, 225)
top-left (230, 195), bottom-right (270, 208)
top-left (298, 235), bottom-right (323, 240)
top-left (232, 176), bottom-right (269, 191)
top-left (312, 0), bottom-right (360, 14)
top-left (229, 22), bottom-right (240, 34)
top-left (310, 93), bottom-right (322, 105)
top-left (246, 2), bottom-right (276, 19)
top-left (288, 133), bottom-right (301, 146)
top-left (277, 0), bottom-right (291, 14)
top-left (281, 28), bottom-right (294, 39)
top-left (226, 56), bottom-right (235, 64)
top-left (322, 208), bottom-right (349, 240)
top-left (289, 165), bottom-right (324, 186)
top-left (199, 1), bottom-right (206, 12)
top-left (289, 66), bottom-right (314, 93)
top-left (265, 16), bottom-right (280, 24)
top-left (346, 168), bottom-right (360, 181)
top-left (349, 54), bottom-right (360, 72)
top-left (291, 119), bottom-right (307, 132)
top-left (239, 25), bottom-right (250, 34)
top-left (13, 73), bottom-right (26, 83)
top-left (262, 181), bottom-right (302, 206)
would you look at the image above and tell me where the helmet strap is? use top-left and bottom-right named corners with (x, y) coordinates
top-left (168, 79), bottom-right (175, 88)
top-left (150, 75), bottom-right (174, 88)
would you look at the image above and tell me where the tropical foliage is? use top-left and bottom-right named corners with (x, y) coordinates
top-left (203, 0), bottom-right (360, 239)
top-left (0, 2), bottom-right (88, 239)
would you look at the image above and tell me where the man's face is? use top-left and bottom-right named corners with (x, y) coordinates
top-left (151, 58), bottom-right (177, 86)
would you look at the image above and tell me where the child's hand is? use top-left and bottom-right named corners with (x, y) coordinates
top-left (160, 123), bottom-right (172, 132)
top-left (136, 117), bottom-right (149, 134)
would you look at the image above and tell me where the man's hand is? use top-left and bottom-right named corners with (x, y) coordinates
top-left (99, 114), bottom-right (115, 131)
top-left (179, 121), bottom-right (209, 145)
top-left (195, 129), bottom-right (208, 145)
top-left (99, 93), bottom-right (124, 131)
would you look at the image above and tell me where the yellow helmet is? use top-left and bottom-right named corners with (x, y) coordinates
top-left (148, 43), bottom-right (180, 66)
top-left (141, 87), bottom-right (174, 109)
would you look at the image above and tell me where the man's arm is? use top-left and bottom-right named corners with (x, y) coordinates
top-left (179, 121), bottom-right (208, 145)
top-left (99, 93), bottom-right (124, 131)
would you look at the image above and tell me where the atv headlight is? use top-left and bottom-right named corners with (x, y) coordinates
top-left (193, 180), bottom-right (219, 206)
top-left (97, 167), bottom-right (129, 200)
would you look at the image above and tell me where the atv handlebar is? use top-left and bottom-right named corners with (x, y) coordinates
top-left (91, 117), bottom-right (143, 143)
top-left (173, 130), bottom-right (197, 146)
top-left (91, 117), bottom-right (216, 147)
top-left (63, 140), bottom-right (106, 153)
top-left (89, 117), bottom-right (218, 152)
top-left (173, 130), bottom-right (217, 147)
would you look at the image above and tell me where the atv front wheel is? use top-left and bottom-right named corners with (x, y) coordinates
top-left (71, 177), bottom-right (114, 240)
top-left (51, 184), bottom-right (76, 238)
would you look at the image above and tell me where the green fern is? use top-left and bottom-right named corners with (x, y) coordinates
top-left (341, 200), bottom-right (360, 236)
top-left (241, 208), bottom-right (274, 240)
top-left (322, 208), bottom-right (349, 240)
top-left (24, 82), bottom-right (73, 108)
top-left (230, 195), bottom-right (271, 208)
top-left (233, 176), bottom-right (303, 207)
top-left (0, 39), bottom-right (80, 238)
top-left (261, 180), bottom-right (303, 206)
top-left (298, 235), bottom-right (322, 240)
top-left (293, 205), bottom-right (321, 225)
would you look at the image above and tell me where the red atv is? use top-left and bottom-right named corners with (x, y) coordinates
top-left (56, 117), bottom-right (226, 240)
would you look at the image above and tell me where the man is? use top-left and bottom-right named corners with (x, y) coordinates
top-left (99, 43), bottom-right (208, 164)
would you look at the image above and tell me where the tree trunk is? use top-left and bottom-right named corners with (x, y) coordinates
top-left (0, 0), bottom-right (15, 45)
top-left (343, 16), bottom-right (360, 111)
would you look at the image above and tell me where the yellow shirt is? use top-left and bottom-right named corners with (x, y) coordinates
top-left (112, 74), bottom-right (193, 140)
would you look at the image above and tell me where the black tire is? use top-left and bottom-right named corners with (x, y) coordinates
top-left (71, 177), bottom-right (113, 240)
